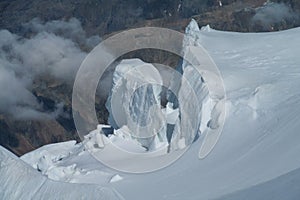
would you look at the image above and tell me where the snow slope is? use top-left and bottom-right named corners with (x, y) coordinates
top-left (215, 167), bottom-right (300, 200)
top-left (1, 20), bottom-right (300, 199)
top-left (0, 146), bottom-right (123, 199)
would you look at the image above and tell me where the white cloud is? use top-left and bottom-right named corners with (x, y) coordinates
top-left (0, 18), bottom-right (100, 119)
top-left (252, 2), bottom-right (299, 28)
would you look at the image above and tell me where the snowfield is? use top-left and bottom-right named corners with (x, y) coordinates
top-left (1, 20), bottom-right (300, 199)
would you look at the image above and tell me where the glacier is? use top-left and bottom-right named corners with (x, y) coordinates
top-left (1, 19), bottom-right (300, 199)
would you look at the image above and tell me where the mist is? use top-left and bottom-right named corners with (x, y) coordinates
top-left (0, 18), bottom-right (101, 120)
top-left (252, 2), bottom-right (299, 28)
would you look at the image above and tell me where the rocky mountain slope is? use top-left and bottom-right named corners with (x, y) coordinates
top-left (0, 0), bottom-right (299, 156)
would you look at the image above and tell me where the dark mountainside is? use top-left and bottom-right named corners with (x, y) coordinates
top-left (0, 0), bottom-right (299, 156)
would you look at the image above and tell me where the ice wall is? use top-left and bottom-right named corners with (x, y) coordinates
top-left (106, 59), bottom-right (166, 149)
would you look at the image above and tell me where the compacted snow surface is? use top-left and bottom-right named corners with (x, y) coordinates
top-left (1, 20), bottom-right (300, 199)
